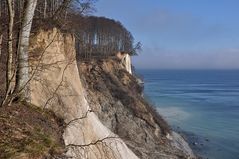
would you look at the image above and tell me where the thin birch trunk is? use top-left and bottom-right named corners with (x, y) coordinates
top-left (43, 0), bottom-right (47, 18)
top-left (0, 34), bottom-right (2, 58)
top-left (0, 0), bottom-right (2, 57)
top-left (6, 0), bottom-right (15, 90)
top-left (15, 0), bottom-right (38, 100)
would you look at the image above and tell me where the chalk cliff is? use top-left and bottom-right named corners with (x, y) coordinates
top-left (29, 28), bottom-right (195, 159)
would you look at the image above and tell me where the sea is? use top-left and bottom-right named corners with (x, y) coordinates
top-left (137, 69), bottom-right (239, 159)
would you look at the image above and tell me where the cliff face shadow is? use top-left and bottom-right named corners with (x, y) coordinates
top-left (78, 59), bottom-right (193, 159)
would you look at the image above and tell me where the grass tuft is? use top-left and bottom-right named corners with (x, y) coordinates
top-left (0, 102), bottom-right (65, 159)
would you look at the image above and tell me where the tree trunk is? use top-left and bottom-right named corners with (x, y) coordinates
top-left (6, 0), bottom-right (15, 90)
top-left (0, 34), bottom-right (2, 58)
top-left (15, 0), bottom-right (38, 100)
top-left (43, 0), bottom-right (47, 18)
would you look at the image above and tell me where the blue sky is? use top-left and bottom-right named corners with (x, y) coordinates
top-left (95, 0), bottom-right (239, 69)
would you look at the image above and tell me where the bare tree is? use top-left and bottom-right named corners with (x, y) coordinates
top-left (52, 0), bottom-right (72, 19)
top-left (0, 32), bottom-right (2, 58)
top-left (74, 16), bottom-right (136, 59)
top-left (43, 0), bottom-right (47, 18)
top-left (6, 0), bottom-right (15, 91)
top-left (14, 0), bottom-right (38, 100)
top-left (0, 1), bottom-right (2, 58)
top-left (0, 0), bottom-right (96, 105)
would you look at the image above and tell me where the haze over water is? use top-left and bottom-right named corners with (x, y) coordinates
top-left (96, 2), bottom-right (239, 157)
top-left (139, 69), bottom-right (239, 159)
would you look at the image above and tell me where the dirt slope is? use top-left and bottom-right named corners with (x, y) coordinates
top-left (79, 59), bottom-right (195, 159)
top-left (0, 102), bottom-right (65, 159)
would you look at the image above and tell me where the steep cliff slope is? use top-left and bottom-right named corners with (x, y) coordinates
top-left (79, 59), bottom-right (195, 159)
top-left (28, 28), bottom-right (194, 159)
top-left (29, 28), bottom-right (138, 159)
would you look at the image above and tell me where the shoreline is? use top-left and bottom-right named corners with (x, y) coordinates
top-left (172, 126), bottom-right (210, 159)
top-left (169, 131), bottom-right (196, 158)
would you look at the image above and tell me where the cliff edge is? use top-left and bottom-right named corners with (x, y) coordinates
top-left (79, 58), bottom-right (195, 159)
top-left (28, 28), bottom-right (195, 159)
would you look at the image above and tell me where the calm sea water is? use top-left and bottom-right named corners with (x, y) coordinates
top-left (138, 69), bottom-right (239, 159)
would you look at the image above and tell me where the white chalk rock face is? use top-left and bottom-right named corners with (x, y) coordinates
top-left (124, 54), bottom-right (132, 74)
top-left (116, 52), bottom-right (132, 74)
top-left (29, 28), bottom-right (138, 159)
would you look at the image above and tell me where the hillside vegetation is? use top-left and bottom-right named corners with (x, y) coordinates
top-left (0, 102), bottom-right (65, 159)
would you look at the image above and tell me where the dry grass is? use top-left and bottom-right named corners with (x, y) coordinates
top-left (0, 102), bottom-right (65, 159)
top-left (80, 58), bottom-right (171, 135)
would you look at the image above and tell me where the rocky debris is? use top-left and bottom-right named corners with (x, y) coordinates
top-left (79, 58), bottom-right (196, 159)
top-left (170, 132), bottom-right (196, 158)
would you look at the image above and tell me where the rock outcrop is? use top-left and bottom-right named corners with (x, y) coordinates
top-left (29, 28), bottom-right (138, 159)
top-left (29, 28), bottom-right (195, 159)
top-left (79, 59), bottom-right (195, 159)
top-left (116, 52), bottom-right (132, 74)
